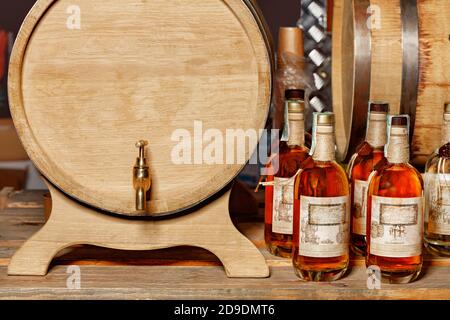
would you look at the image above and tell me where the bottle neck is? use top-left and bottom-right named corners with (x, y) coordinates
top-left (312, 125), bottom-right (335, 162)
top-left (366, 112), bottom-right (387, 148)
top-left (441, 115), bottom-right (450, 147)
top-left (287, 112), bottom-right (305, 147)
top-left (386, 126), bottom-right (409, 164)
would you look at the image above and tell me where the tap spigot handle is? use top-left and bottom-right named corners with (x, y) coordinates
top-left (136, 140), bottom-right (148, 160)
top-left (133, 140), bottom-right (151, 212)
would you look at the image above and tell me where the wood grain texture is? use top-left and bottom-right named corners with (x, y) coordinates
top-left (333, 0), bottom-right (402, 160)
top-left (332, 0), bottom-right (450, 165)
top-left (8, 0), bottom-right (272, 216)
top-left (7, 182), bottom-right (269, 278)
top-left (413, 0), bottom-right (450, 165)
top-left (1, 191), bottom-right (450, 299)
top-left (1, 265), bottom-right (450, 300)
top-left (332, 0), bottom-right (355, 160)
top-left (0, 187), bottom-right (14, 211)
top-left (369, 0), bottom-right (402, 114)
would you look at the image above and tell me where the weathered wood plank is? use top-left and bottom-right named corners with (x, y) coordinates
top-left (4, 190), bottom-right (46, 209)
top-left (0, 187), bottom-right (14, 211)
top-left (0, 265), bottom-right (449, 300)
top-left (0, 191), bottom-right (450, 299)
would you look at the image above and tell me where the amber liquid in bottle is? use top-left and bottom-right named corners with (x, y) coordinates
top-left (265, 97), bottom-right (309, 257)
top-left (366, 116), bottom-right (424, 283)
top-left (424, 103), bottom-right (450, 256)
top-left (293, 113), bottom-right (350, 281)
top-left (348, 104), bottom-right (388, 255)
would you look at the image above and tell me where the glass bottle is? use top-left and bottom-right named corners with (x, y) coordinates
top-left (265, 89), bottom-right (310, 257)
top-left (293, 112), bottom-right (350, 281)
top-left (347, 102), bottom-right (388, 255)
top-left (366, 115), bottom-right (424, 284)
top-left (273, 27), bottom-right (306, 134)
top-left (424, 102), bottom-right (450, 255)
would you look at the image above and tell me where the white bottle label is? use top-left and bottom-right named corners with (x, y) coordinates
top-left (272, 177), bottom-right (294, 235)
top-left (370, 196), bottom-right (423, 258)
top-left (426, 174), bottom-right (450, 235)
top-left (298, 195), bottom-right (350, 258)
top-left (352, 179), bottom-right (368, 235)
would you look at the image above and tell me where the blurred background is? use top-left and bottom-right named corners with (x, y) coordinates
top-left (0, 1), bottom-right (48, 190)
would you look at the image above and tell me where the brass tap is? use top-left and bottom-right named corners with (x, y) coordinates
top-left (133, 140), bottom-right (151, 211)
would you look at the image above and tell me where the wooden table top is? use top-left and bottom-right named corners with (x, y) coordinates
top-left (0, 190), bottom-right (449, 300)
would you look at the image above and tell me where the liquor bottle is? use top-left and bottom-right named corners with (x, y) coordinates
top-left (273, 27), bottom-right (306, 133)
top-left (347, 102), bottom-right (388, 255)
top-left (424, 102), bottom-right (450, 255)
top-left (293, 112), bottom-right (350, 281)
top-left (265, 89), bottom-right (310, 257)
top-left (366, 115), bottom-right (424, 283)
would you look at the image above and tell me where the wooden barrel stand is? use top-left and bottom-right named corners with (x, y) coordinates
top-left (8, 181), bottom-right (269, 277)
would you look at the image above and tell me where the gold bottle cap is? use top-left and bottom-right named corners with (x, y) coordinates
top-left (316, 112), bottom-right (335, 125)
top-left (287, 101), bottom-right (304, 114)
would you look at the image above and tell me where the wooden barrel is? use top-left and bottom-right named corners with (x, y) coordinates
top-left (332, 0), bottom-right (450, 165)
top-left (8, 0), bottom-right (273, 216)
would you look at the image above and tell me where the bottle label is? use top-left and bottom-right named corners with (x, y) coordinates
top-left (352, 179), bottom-right (368, 235)
top-left (427, 174), bottom-right (450, 235)
top-left (370, 196), bottom-right (423, 258)
top-left (298, 195), bottom-right (350, 258)
top-left (272, 177), bottom-right (294, 235)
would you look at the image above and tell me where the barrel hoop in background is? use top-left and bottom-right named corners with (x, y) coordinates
top-left (400, 0), bottom-right (419, 142)
top-left (348, 0), bottom-right (372, 161)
